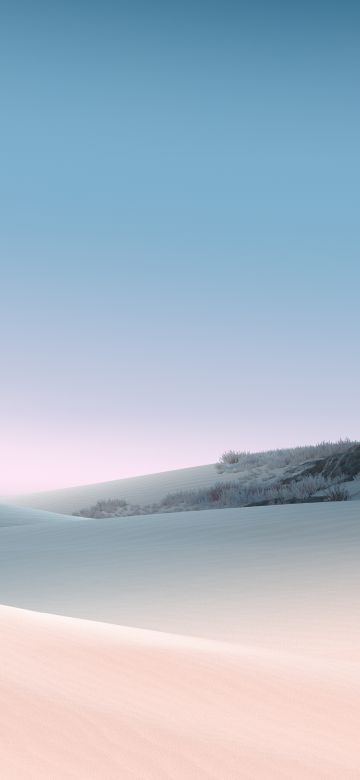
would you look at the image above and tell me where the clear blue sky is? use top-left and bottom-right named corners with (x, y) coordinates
top-left (1, 0), bottom-right (359, 493)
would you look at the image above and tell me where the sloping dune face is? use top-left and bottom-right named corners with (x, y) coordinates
top-left (2, 463), bottom-right (223, 513)
top-left (0, 502), bottom-right (359, 649)
top-left (1, 605), bottom-right (360, 780)
top-left (0, 501), bottom-right (360, 778)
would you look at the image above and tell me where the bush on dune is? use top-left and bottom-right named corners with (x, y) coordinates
top-left (325, 485), bottom-right (350, 502)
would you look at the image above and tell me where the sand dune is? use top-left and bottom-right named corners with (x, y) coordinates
top-left (4, 458), bottom-right (360, 520)
top-left (0, 501), bottom-right (359, 648)
top-left (1, 605), bottom-right (359, 780)
top-left (2, 463), bottom-right (224, 514)
top-left (1, 500), bottom-right (359, 778)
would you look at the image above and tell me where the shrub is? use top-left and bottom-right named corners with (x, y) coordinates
top-left (325, 486), bottom-right (349, 502)
top-left (219, 450), bottom-right (243, 465)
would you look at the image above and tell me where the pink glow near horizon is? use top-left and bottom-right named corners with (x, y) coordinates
top-left (1, 419), bottom-right (356, 496)
top-left (0, 426), bottom-right (210, 495)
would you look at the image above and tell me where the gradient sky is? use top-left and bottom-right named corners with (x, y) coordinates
top-left (1, 0), bottom-right (359, 494)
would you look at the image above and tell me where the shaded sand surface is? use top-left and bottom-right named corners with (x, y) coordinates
top-left (0, 502), bottom-right (359, 648)
top-left (1, 605), bottom-right (360, 780)
top-left (1, 501), bottom-right (359, 778)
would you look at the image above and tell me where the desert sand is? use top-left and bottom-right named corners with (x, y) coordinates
top-left (1, 605), bottom-right (360, 780)
top-left (1, 500), bottom-right (359, 778)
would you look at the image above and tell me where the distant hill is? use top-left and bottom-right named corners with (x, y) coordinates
top-left (3, 464), bottom-right (224, 514)
top-left (3, 439), bottom-right (359, 517)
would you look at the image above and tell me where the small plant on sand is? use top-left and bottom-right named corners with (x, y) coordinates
top-left (325, 485), bottom-right (349, 502)
top-left (219, 450), bottom-right (242, 465)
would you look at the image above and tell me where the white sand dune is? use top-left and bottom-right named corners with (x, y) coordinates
top-left (4, 458), bottom-right (360, 517)
top-left (1, 605), bottom-right (359, 780)
top-left (1, 500), bottom-right (359, 778)
top-left (2, 463), bottom-right (224, 514)
top-left (0, 501), bottom-right (359, 647)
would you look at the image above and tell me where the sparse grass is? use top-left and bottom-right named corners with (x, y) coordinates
top-left (154, 474), bottom-right (346, 511)
top-left (74, 473), bottom-right (351, 518)
top-left (74, 440), bottom-right (359, 519)
top-left (75, 498), bottom-right (129, 518)
top-left (217, 439), bottom-right (357, 473)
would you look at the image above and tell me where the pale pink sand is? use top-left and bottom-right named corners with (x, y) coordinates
top-left (1, 605), bottom-right (359, 780)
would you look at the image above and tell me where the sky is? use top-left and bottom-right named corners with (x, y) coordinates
top-left (1, 0), bottom-right (359, 494)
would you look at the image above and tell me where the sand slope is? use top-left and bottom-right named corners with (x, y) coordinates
top-left (0, 501), bottom-right (359, 649)
top-left (1, 605), bottom-right (360, 780)
top-left (2, 463), bottom-right (223, 514)
top-left (1, 501), bottom-right (359, 778)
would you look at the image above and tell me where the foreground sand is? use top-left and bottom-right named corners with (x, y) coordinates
top-left (1, 502), bottom-right (359, 778)
top-left (1, 605), bottom-right (359, 780)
